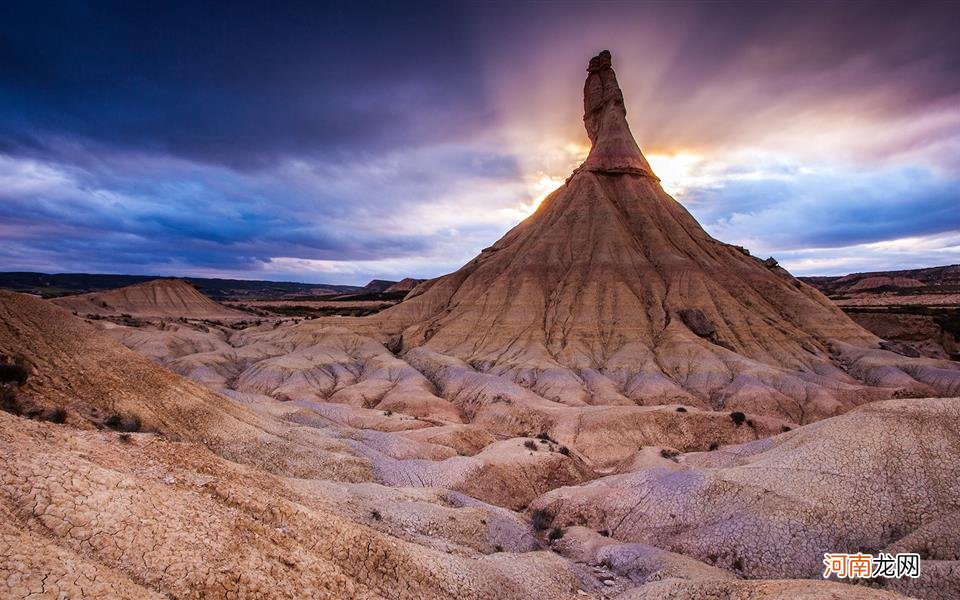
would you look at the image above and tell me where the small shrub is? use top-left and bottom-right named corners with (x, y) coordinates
top-left (781, 425), bottom-right (792, 433)
top-left (523, 440), bottom-right (538, 451)
top-left (45, 408), bottom-right (67, 424)
top-left (118, 433), bottom-right (132, 443)
top-left (536, 432), bottom-right (555, 443)
top-left (104, 414), bottom-right (142, 432)
top-left (547, 527), bottom-right (564, 542)
top-left (708, 442), bottom-right (720, 451)
top-left (675, 406), bottom-right (687, 413)
top-left (370, 510), bottom-right (382, 521)
top-left (1, 388), bottom-right (21, 416)
top-left (383, 410), bottom-right (393, 417)
top-left (729, 411), bottom-right (747, 427)
top-left (746, 419), bottom-right (756, 429)
top-left (0, 363), bottom-right (29, 385)
top-left (660, 448), bottom-right (679, 460)
top-left (494, 544), bottom-right (504, 552)
top-left (558, 446), bottom-right (570, 456)
top-left (599, 529), bottom-right (610, 537)
top-left (531, 509), bottom-right (551, 532)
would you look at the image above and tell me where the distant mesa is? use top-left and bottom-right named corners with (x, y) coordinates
top-left (51, 278), bottom-right (247, 320)
top-left (802, 264), bottom-right (960, 360)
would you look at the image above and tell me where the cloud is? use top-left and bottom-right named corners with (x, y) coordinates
top-left (0, 141), bottom-right (535, 283)
top-left (0, 2), bottom-right (959, 283)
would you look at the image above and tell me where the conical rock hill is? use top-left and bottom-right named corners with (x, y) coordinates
top-left (365, 51), bottom-right (960, 418)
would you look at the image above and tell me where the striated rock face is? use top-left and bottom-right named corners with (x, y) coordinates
top-left (580, 50), bottom-right (655, 176)
top-left (364, 51), bottom-right (960, 422)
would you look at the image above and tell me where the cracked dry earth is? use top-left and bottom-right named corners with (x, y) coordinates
top-left (4, 49), bottom-right (960, 599)
top-left (5, 293), bottom-right (942, 600)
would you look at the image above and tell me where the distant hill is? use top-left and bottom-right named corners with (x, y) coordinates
top-left (385, 278), bottom-right (427, 293)
top-left (51, 278), bottom-right (248, 320)
top-left (802, 264), bottom-right (960, 360)
top-left (801, 264), bottom-right (960, 297)
top-left (363, 279), bottom-right (398, 292)
top-left (0, 271), bottom-right (363, 300)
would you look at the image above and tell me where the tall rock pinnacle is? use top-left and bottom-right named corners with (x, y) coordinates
top-left (367, 49), bottom-right (960, 421)
top-left (579, 50), bottom-right (656, 178)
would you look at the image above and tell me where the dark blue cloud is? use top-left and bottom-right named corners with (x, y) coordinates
top-left (686, 164), bottom-right (960, 253)
top-left (1, 1), bottom-right (959, 283)
top-left (0, 1), bottom-right (489, 169)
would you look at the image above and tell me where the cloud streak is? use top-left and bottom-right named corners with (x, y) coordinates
top-left (1, 1), bottom-right (958, 282)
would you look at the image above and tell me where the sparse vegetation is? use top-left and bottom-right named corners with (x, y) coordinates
top-left (660, 448), bottom-right (680, 461)
top-left (730, 411), bottom-right (747, 427)
top-left (676, 406), bottom-right (687, 413)
top-left (370, 509), bottom-right (382, 521)
top-left (547, 527), bottom-right (564, 542)
top-left (45, 407), bottom-right (67, 424)
top-left (708, 442), bottom-right (720, 451)
top-left (0, 363), bottom-right (29, 385)
top-left (530, 509), bottom-right (551, 532)
top-left (781, 425), bottom-right (792, 433)
top-left (523, 439), bottom-right (538, 451)
top-left (599, 529), bottom-right (610, 537)
top-left (104, 413), bottom-right (142, 432)
top-left (118, 433), bottom-right (132, 443)
top-left (536, 432), bottom-right (555, 443)
top-left (383, 410), bottom-right (393, 417)
top-left (494, 544), bottom-right (503, 552)
top-left (0, 356), bottom-right (30, 385)
top-left (0, 357), bottom-right (31, 417)
top-left (558, 446), bottom-right (570, 456)
top-left (0, 388), bottom-right (20, 416)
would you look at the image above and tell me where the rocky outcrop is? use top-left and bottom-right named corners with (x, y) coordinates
top-left (52, 278), bottom-right (247, 320)
top-left (579, 50), bottom-right (656, 177)
top-left (356, 51), bottom-right (959, 420)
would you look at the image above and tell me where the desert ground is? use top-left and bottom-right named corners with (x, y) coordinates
top-left (2, 51), bottom-right (959, 600)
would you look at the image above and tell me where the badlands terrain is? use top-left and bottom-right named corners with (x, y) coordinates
top-left (803, 265), bottom-right (960, 361)
top-left (2, 51), bottom-right (960, 599)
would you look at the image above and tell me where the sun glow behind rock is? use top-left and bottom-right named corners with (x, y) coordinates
top-left (520, 173), bottom-right (567, 216)
top-left (645, 151), bottom-right (706, 197)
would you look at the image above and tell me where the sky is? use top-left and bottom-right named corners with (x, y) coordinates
top-left (1, 0), bottom-right (959, 284)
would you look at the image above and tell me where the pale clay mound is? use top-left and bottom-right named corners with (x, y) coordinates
top-left (6, 49), bottom-right (959, 599)
top-left (2, 295), bottom-right (916, 598)
top-left (52, 277), bottom-right (248, 320)
top-left (531, 398), bottom-right (960, 599)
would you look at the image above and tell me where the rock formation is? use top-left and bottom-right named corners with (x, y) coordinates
top-left (52, 278), bottom-right (247, 320)
top-left (365, 51), bottom-right (959, 421)
top-left (386, 278), bottom-right (427, 294)
top-left (6, 50), bottom-right (960, 599)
